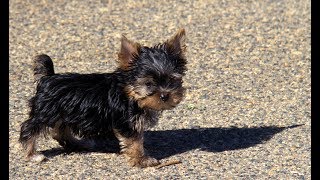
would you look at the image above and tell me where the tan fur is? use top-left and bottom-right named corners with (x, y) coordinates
top-left (124, 77), bottom-right (155, 100)
top-left (114, 130), bottom-right (144, 165)
top-left (137, 88), bottom-right (185, 110)
top-left (23, 136), bottom-right (46, 162)
top-left (25, 137), bottom-right (36, 158)
top-left (165, 28), bottom-right (187, 58)
top-left (125, 77), bottom-right (185, 111)
top-left (117, 36), bottom-right (141, 70)
top-left (114, 130), bottom-right (159, 167)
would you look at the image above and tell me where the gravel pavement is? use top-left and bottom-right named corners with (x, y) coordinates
top-left (9, 0), bottom-right (311, 179)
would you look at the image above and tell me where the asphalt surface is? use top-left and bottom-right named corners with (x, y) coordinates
top-left (9, 0), bottom-right (311, 179)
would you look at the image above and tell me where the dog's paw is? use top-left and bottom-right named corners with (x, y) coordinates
top-left (129, 156), bottom-right (160, 168)
top-left (27, 154), bottom-right (47, 163)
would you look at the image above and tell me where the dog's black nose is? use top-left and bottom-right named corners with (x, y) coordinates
top-left (160, 93), bottom-right (169, 102)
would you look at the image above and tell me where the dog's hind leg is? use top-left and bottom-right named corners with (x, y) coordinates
top-left (50, 121), bottom-right (96, 151)
top-left (19, 120), bottom-right (46, 162)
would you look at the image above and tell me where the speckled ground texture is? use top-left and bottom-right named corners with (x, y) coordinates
top-left (10, 0), bottom-right (310, 179)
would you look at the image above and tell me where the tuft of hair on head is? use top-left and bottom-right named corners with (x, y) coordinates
top-left (164, 28), bottom-right (187, 59)
top-left (117, 35), bottom-right (141, 70)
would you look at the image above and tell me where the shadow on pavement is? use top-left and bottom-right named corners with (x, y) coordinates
top-left (41, 124), bottom-right (303, 160)
top-left (145, 124), bottom-right (302, 159)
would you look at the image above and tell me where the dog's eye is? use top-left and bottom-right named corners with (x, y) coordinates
top-left (145, 82), bottom-right (153, 88)
top-left (170, 76), bottom-right (182, 83)
top-left (169, 75), bottom-right (183, 88)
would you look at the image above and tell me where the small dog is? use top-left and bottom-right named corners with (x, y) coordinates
top-left (19, 29), bottom-right (187, 167)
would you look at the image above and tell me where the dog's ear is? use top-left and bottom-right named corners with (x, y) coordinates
top-left (117, 35), bottom-right (141, 70)
top-left (165, 28), bottom-right (186, 58)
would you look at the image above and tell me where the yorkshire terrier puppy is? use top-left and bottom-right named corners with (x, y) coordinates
top-left (19, 29), bottom-right (187, 167)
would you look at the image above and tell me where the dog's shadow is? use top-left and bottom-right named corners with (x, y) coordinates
top-left (41, 125), bottom-right (302, 160)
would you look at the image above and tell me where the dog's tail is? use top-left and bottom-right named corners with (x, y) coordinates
top-left (33, 54), bottom-right (55, 81)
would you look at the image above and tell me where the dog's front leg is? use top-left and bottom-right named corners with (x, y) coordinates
top-left (113, 130), bottom-right (159, 167)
